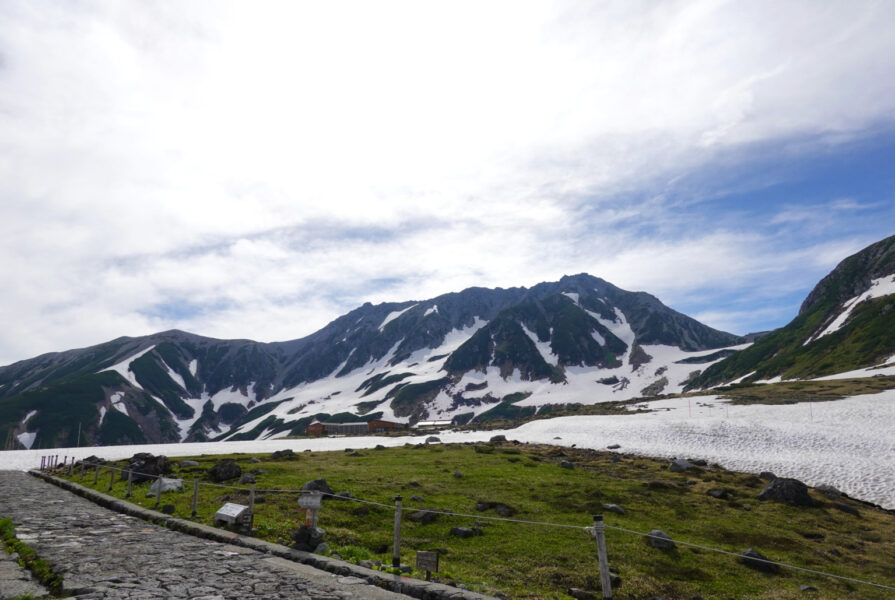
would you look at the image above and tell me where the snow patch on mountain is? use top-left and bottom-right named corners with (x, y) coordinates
top-left (161, 358), bottom-right (186, 391)
top-left (424, 305), bottom-right (438, 317)
top-left (98, 405), bottom-right (107, 426)
top-left (188, 359), bottom-right (198, 376)
top-left (16, 431), bottom-right (36, 450)
top-left (20, 410), bottom-right (37, 426)
top-left (379, 304), bottom-right (417, 331)
top-left (807, 275), bottom-right (895, 345)
top-left (100, 346), bottom-right (156, 387)
top-left (521, 324), bottom-right (559, 366)
top-left (562, 292), bottom-right (579, 305)
top-left (110, 392), bottom-right (129, 416)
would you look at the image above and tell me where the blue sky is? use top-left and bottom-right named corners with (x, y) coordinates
top-left (1, 1), bottom-right (894, 365)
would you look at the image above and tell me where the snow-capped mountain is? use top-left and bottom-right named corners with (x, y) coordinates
top-left (0, 273), bottom-right (743, 449)
top-left (690, 234), bottom-right (895, 388)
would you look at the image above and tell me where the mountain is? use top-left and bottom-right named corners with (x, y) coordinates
top-left (0, 273), bottom-right (743, 449)
top-left (689, 234), bottom-right (895, 388)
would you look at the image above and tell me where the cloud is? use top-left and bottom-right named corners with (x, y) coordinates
top-left (1, 1), bottom-right (894, 364)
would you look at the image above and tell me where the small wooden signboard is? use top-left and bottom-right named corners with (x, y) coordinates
top-left (416, 551), bottom-right (439, 580)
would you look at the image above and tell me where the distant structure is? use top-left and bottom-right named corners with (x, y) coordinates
top-left (305, 420), bottom-right (407, 436)
top-left (414, 420), bottom-right (454, 430)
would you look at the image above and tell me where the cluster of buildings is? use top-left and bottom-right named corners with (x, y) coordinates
top-left (304, 418), bottom-right (455, 436)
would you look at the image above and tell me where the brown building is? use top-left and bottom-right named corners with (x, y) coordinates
top-left (305, 422), bottom-right (327, 436)
top-left (367, 419), bottom-right (406, 433)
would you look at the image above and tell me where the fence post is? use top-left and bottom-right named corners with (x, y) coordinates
top-left (54, 454), bottom-right (59, 469)
top-left (94, 465), bottom-right (99, 485)
top-left (40, 456), bottom-right (45, 471)
top-left (126, 469), bottom-right (133, 498)
top-left (79, 462), bottom-right (85, 480)
top-left (393, 495), bottom-right (403, 568)
top-left (154, 475), bottom-right (162, 509)
top-left (593, 515), bottom-right (612, 600)
top-left (69, 460), bottom-right (74, 476)
top-left (249, 483), bottom-right (255, 532)
top-left (191, 476), bottom-right (198, 517)
top-left (108, 469), bottom-right (115, 491)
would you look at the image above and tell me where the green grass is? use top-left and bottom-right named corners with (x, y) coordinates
top-left (0, 517), bottom-right (63, 596)
top-left (59, 444), bottom-right (895, 600)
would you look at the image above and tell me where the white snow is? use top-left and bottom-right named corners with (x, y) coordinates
top-left (161, 358), bottom-right (186, 391)
top-left (562, 292), bottom-right (579, 305)
top-left (521, 324), bottom-right (558, 366)
top-left (754, 375), bottom-right (783, 384)
top-left (809, 275), bottom-right (895, 343)
top-left (378, 304), bottom-right (417, 331)
top-left (98, 406), bottom-right (107, 426)
top-left (15, 432), bottom-right (36, 450)
top-left (99, 346), bottom-right (157, 387)
top-left (189, 359), bottom-right (198, 376)
top-left (2, 390), bottom-right (893, 509)
top-left (110, 392), bottom-right (129, 417)
top-left (424, 305), bottom-right (438, 317)
top-left (20, 410), bottom-right (37, 426)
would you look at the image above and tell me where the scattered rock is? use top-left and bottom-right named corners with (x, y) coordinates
top-left (669, 458), bottom-right (695, 473)
top-left (688, 458), bottom-right (708, 467)
top-left (359, 560), bottom-right (376, 569)
top-left (146, 477), bottom-right (184, 497)
top-left (560, 460), bottom-right (574, 470)
top-left (409, 510), bottom-right (438, 524)
top-left (476, 502), bottom-right (517, 517)
top-left (425, 436), bottom-right (441, 444)
top-left (607, 444), bottom-right (621, 449)
top-left (602, 503), bottom-right (625, 515)
top-left (314, 542), bottom-right (329, 554)
top-left (646, 480), bottom-right (670, 489)
top-left (816, 484), bottom-right (841, 499)
top-left (79, 455), bottom-right (106, 467)
top-left (833, 502), bottom-right (860, 517)
top-left (269, 449), bottom-right (296, 460)
top-left (301, 478), bottom-right (334, 496)
top-left (374, 444), bottom-right (386, 450)
top-left (450, 527), bottom-right (483, 538)
top-left (207, 460), bottom-right (242, 483)
top-left (707, 489), bottom-right (732, 500)
top-left (646, 530), bottom-right (675, 550)
top-left (178, 460), bottom-right (199, 468)
top-left (758, 478), bottom-right (818, 506)
top-left (799, 584), bottom-right (819, 592)
top-left (161, 504), bottom-right (175, 515)
top-left (291, 525), bottom-right (326, 551)
top-left (759, 471), bottom-right (777, 481)
top-left (238, 473), bottom-right (256, 485)
top-left (124, 453), bottom-right (171, 483)
top-left (739, 548), bottom-right (779, 573)
top-left (453, 471), bottom-right (463, 478)
top-left (347, 451), bottom-right (361, 457)
top-left (610, 455), bottom-right (621, 463)
top-left (248, 457), bottom-right (261, 464)
top-left (828, 548), bottom-right (842, 557)
top-left (489, 435), bottom-right (507, 443)
top-left (567, 588), bottom-right (598, 600)
top-left (410, 495), bottom-right (425, 502)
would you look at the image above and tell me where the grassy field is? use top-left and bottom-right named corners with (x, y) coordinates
top-left (707, 376), bottom-right (895, 405)
top-left (58, 442), bottom-right (895, 600)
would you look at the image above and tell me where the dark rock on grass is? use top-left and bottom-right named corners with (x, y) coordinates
top-left (178, 460), bottom-right (199, 468)
top-left (688, 458), bottom-right (708, 467)
top-left (248, 457), bottom-right (261, 464)
top-left (475, 502), bottom-right (517, 517)
top-left (375, 444), bottom-right (386, 450)
top-left (291, 525), bottom-right (325, 551)
top-left (269, 449), bottom-right (296, 460)
top-left (602, 503), bottom-right (625, 515)
top-left (759, 471), bottom-right (777, 481)
top-left (490, 435), bottom-right (507, 443)
top-left (560, 460), bottom-right (574, 470)
top-left (646, 480), bottom-right (671, 490)
top-left (425, 436), bottom-right (441, 444)
top-left (758, 478), bottom-right (818, 506)
top-left (79, 455), bottom-right (106, 467)
top-left (669, 458), bottom-right (695, 473)
top-left (161, 504), bottom-right (175, 515)
top-left (124, 453), bottom-right (171, 483)
top-left (739, 548), bottom-right (779, 573)
top-left (646, 529), bottom-right (675, 550)
top-left (607, 444), bottom-right (621, 449)
top-left (707, 488), bottom-right (732, 500)
top-left (347, 451), bottom-right (361, 456)
top-left (410, 495), bottom-right (425, 502)
top-left (238, 473), bottom-right (255, 485)
top-left (207, 459), bottom-right (241, 482)
top-left (301, 478), bottom-right (334, 496)
top-left (454, 471), bottom-right (463, 478)
top-left (799, 584), bottom-right (819, 592)
top-left (816, 484), bottom-right (841, 499)
top-left (567, 588), bottom-right (598, 600)
top-left (833, 502), bottom-right (861, 517)
top-left (409, 510), bottom-right (438, 524)
top-left (450, 526), bottom-right (483, 538)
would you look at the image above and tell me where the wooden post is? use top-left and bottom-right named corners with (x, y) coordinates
top-left (69, 459), bottom-right (74, 476)
top-left (54, 455), bottom-right (59, 469)
top-left (248, 483), bottom-right (255, 532)
top-left (126, 469), bottom-right (133, 498)
top-left (94, 465), bottom-right (99, 485)
top-left (392, 495), bottom-right (403, 568)
top-left (154, 476), bottom-right (162, 509)
top-left (79, 462), bottom-right (85, 480)
top-left (40, 456), bottom-right (45, 471)
top-left (191, 476), bottom-right (199, 517)
top-left (108, 469), bottom-right (115, 491)
top-left (593, 515), bottom-right (612, 600)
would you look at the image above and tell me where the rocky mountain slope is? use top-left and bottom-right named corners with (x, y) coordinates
top-left (0, 274), bottom-right (742, 449)
top-left (689, 234), bottom-right (895, 388)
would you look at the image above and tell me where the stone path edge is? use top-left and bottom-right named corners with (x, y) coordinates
top-left (28, 470), bottom-right (498, 600)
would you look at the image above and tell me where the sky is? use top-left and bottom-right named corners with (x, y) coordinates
top-left (1, 0), bottom-right (894, 367)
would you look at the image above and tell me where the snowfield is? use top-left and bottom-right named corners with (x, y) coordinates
top-left (2, 390), bottom-right (893, 510)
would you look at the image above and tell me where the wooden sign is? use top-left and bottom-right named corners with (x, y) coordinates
top-left (416, 550), bottom-right (439, 575)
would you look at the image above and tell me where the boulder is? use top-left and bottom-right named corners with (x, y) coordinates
top-left (560, 461), bottom-right (574, 470)
top-left (646, 530), bottom-right (675, 550)
top-left (270, 449), bottom-right (296, 460)
top-left (567, 589), bottom-right (598, 600)
top-left (409, 510), bottom-right (438, 524)
top-left (161, 504), bottom-right (175, 515)
top-left (707, 489), bottom-right (732, 500)
top-left (248, 457), bottom-right (261, 464)
top-left (302, 478), bottom-right (334, 496)
top-left (669, 458), bottom-right (694, 473)
top-left (476, 502), bottom-right (517, 517)
top-left (759, 471), bottom-right (777, 481)
top-left (602, 503), bottom-right (626, 515)
top-left (410, 495), bottom-right (426, 502)
top-left (816, 484), bottom-right (842, 500)
top-left (833, 502), bottom-right (860, 517)
top-left (124, 453), bottom-right (171, 483)
top-left (739, 548), bottom-right (779, 573)
top-left (489, 435), bottom-right (507, 443)
top-left (291, 525), bottom-right (326, 552)
top-left (207, 460), bottom-right (242, 483)
top-left (146, 477), bottom-right (184, 497)
top-left (606, 444), bottom-right (621, 450)
top-left (425, 436), bottom-right (441, 444)
top-left (178, 460), bottom-right (199, 468)
top-left (758, 478), bottom-right (818, 506)
top-left (453, 471), bottom-right (463, 478)
top-left (450, 527), bottom-right (483, 538)
top-left (374, 444), bottom-right (386, 450)
top-left (799, 585), bottom-right (819, 593)
top-left (79, 455), bottom-right (106, 467)
top-left (238, 473), bottom-right (256, 485)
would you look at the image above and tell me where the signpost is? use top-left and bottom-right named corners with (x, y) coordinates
top-left (416, 551), bottom-right (439, 581)
top-left (298, 491), bottom-right (323, 527)
top-left (214, 503), bottom-right (249, 527)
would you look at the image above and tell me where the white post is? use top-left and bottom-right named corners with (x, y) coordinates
top-left (593, 515), bottom-right (612, 600)
top-left (392, 496), bottom-right (403, 568)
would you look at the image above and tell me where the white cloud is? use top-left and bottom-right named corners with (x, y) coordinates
top-left (1, 1), bottom-right (894, 364)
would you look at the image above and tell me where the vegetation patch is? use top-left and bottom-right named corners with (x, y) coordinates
top-left (0, 517), bottom-right (63, 596)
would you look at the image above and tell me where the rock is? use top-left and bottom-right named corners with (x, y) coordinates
top-left (291, 525), bottom-right (326, 551)
top-left (359, 560), bottom-right (376, 569)
top-left (79, 455), bottom-right (106, 467)
top-left (816, 484), bottom-right (841, 499)
top-left (739, 548), bottom-right (779, 573)
top-left (489, 435), bottom-right (507, 443)
top-left (301, 478), bottom-right (334, 496)
top-left (450, 527), bottom-right (483, 538)
top-left (248, 457), bottom-right (261, 464)
top-left (124, 453), bottom-right (171, 483)
top-left (560, 460), bottom-right (574, 470)
top-left (238, 473), bottom-right (256, 485)
top-left (607, 444), bottom-right (621, 449)
top-left (833, 502), bottom-right (860, 517)
top-left (689, 458), bottom-right (708, 467)
top-left (758, 478), bottom-right (818, 506)
top-left (146, 477), bottom-right (184, 497)
top-left (707, 488), bottom-right (732, 500)
top-left (610, 455), bottom-right (621, 463)
top-left (161, 504), bottom-right (175, 515)
top-left (410, 495), bottom-right (425, 502)
top-left (646, 480), bottom-right (670, 489)
top-left (476, 502), bottom-right (517, 517)
top-left (399, 564), bottom-right (412, 573)
top-left (207, 460), bottom-right (242, 483)
top-left (646, 530), bottom-right (675, 550)
top-left (669, 458), bottom-right (694, 473)
top-left (453, 471), bottom-right (463, 478)
top-left (334, 491), bottom-right (355, 500)
top-left (799, 584), bottom-right (819, 592)
top-left (409, 510), bottom-right (438, 524)
top-left (269, 449), bottom-right (296, 460)
top-left (567, 589), bottom-right (598, 600)
top-left (425, 436), bottom-right (441, 444)
top-left (178, 460), bottom-right (199, 468)
top-left (602, 503), bottom-right (625, 515)
top-left (314, 542), bottom-right (329, 554)
top-left (759, 471), bottom-right (777, 481)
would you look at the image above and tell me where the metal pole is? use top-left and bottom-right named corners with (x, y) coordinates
top-left (154, 476), bottom-right (162, 509)
top-left (126, 469), bottom-right (133, 498)
top-left (94, 465), bottom-right (99, 485)
top-left (54, 454), bottom-right (59, 469)
top-left (40, 456), bottom-right (45, 471)
top-left (69, 460), bottom-right (74, 476)
top-left (108, 469), bottom-right (115, 491)
top-left (191, 476), bottom-right (199, 517)
top-left (593, 515), bottom-right (612, 600)
top-left (248, 483), bottom-right (255, 532)
top-left (392, 496), bottom-right (403, 568)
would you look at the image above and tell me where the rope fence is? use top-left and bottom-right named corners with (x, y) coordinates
top-left (38, 455), bottom-right (895, 597)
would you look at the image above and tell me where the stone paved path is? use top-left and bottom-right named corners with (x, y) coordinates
top-left (0, 471), bottom-right (409, 599)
